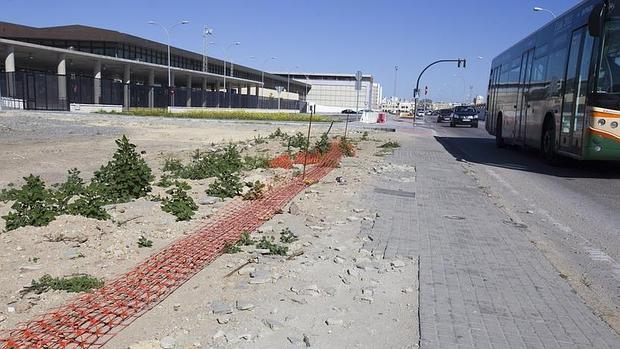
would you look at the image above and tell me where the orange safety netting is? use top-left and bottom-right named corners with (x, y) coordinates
top-left (0, 142), bottom-right (345, 349)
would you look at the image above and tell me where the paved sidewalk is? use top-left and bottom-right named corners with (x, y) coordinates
top-left (362, 130), bottom-right (620, 348)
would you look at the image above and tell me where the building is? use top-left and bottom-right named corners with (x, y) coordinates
top-left (274, 73), bottom-right (381, 113)
top-left (473, 95), bottom-right (485, 105)
top-left (0, 22), bottom-right (309, 111)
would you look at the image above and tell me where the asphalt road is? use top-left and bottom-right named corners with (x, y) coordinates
top-left (416, 117), bottom-right (620, 330)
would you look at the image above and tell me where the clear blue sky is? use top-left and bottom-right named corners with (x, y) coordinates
top-left (2, 0), bottom-right (579, 102)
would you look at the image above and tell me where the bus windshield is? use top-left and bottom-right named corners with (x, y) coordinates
top-left (597, 20), bottom-right (620, 93)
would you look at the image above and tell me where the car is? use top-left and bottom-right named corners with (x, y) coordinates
top-left (341, 109), bottom-right (357, 114)
top-left (436, 108), bottom-right (453, 123)
top-left (416, 110), bottom-right (425, 117)
top-left (450, 106), bottom-right (479, 128)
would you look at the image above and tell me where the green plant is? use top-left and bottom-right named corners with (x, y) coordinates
top-left (92, 135), bottom-right (153, 203)
top-left (243, 155), bottom-right (270, 170)
top-left (254, 134), bottom-right (267, 144)
top-left (339, 137), bottom-right (355, 157)
top-left (256, 236), bottom-right (289, 255)
top-left (269, 127), bottom-right (289, 139)
top-left (361, 131), bottom-right (369, 141)
top-left (287, 132), bottom-right (309, 149)
top-left (161, 182), bottom-right (198, 221)
top-left (66, 183), bottom-right (110, 220)
top-left (378, 141), bottom-right (400, 149)
top-left (0, 183), bottom-right (19, 202)
top-left (314, 132), bottom-right (330, 155)
top-left (224, 243), bottom-right (242, 254)
top-left (156, 174), bottom-right (175, 187)
top-left (25, 274), bottom-right (104, 294)
top-left (238, 231), bottom-right (255, 246)
top-left (243, 180), bottom-right (266, 201)
top-left (97, 108), bottom-right (331, 122)
top-left (137, 235), bottom-right (153, 248)
top-left (206, 170), bottom-right (243, 199)
top-left (2, 175), bottom-right (57, 231)
top-left (53, 168), bottom-right (86, 212)
top-left (280, 228), bottom-right (298, 243)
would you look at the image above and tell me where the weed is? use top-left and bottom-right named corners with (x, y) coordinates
top-left (378, 141), bottom-right (400, 149)
top-left (66, 183), bottom-right (110, 220)
top-left (92, 135), bottom-right (153, 203)
top-left (256, 236), bottom-right (289, 255)
top-left (0, 186), bottom-right (19, 202)
top-left (243, 180), bottom-right (266, 201)
top-left (224, 243), bottom-right (242, 254)
top-left (254, 134), bottom-right (267, 144)
top-left (26, 274), bottom-right (104, 294)
top-left (53, 168), bottom-right (86, 212)
top-left (269, 127), bottom-right (289, 139)
top-left (162, 157), bottom-right (184, 177)
top-left (206, 170), bottom-right (243, 199)
top-left (314, 132), bottom-right (330, 155)
top-left (161, 182), bottom-right (198, 221)
top-left (137, 236), bottom-right (153, 248)
top-left (238, 231), bottom-right (255, 246)
top-left (2, 175), bottom-right (57, 231)
top-left (339, 137), bottom-right (355, 157)
top-left (279, 228), bottom-right (298, 243)
top-left (361, 131), bottom-right (369, 141)
top-left (98, 108), bottom-right (330, 122)
top-left (156, 174), bottom-right (175, 188)
top-left (287, 132), bottom-right (309, 149)
top-left (243, 155), bottom-right (270, 170)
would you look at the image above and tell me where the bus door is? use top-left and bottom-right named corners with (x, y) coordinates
top-left (560, 27), bottom-right (594, 155)
top-left (515, 49), bottom-right (534, 144)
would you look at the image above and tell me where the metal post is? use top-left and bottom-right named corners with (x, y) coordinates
top-left (149, 20), bottom-right (189, 106)
top-left (413, 59), bottom-right (466, 125)
top-left (302, 106), bottom-right (314, 181)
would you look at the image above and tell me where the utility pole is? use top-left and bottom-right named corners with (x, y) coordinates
top-left (203, 26), bottom-right (213, 72)
top-left (413, 59), bottom-right (466, 124)
top-left (393, 65), bottom-right (399, 101)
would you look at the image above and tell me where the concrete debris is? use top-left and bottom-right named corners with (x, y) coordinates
top-left (212, 301), bottom-right (233, 314)
top-left (353, 208), bottom-right (365, 213)
top-left (199, 196), bottom-right (218, 205)
top-left (390, 260), bottom-right (406, 268)
top-left (159, 336), bottom-right (176, 349)
top-left (172, 303), bottom-right (181, 311)
top-left (333, 256), bottom-right (345, 264)
top-left (212, 330), bottom-right (226, 340)
top-left (402, 287), bottom-right (414, 294)
top-left (325, 318), bottom-right (344, 326)
top-left (263, 318), bottom-right (284, 330)
top-left (346, 216), bottom-right (360, 222)
top-left (236, 300), bottom-right (255, 311)
top-left (217, 317), bottom-right (230, 324)
top-left (289, 202), bottom-right (301, 215)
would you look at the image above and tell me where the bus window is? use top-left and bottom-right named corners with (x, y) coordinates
top-left (597, 20), bottom-right (620, 93)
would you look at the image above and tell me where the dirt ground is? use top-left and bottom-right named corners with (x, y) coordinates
top-left (0, 110), bottom-right (417, 348)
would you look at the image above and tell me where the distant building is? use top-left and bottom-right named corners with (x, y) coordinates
top-left (473, 95), bottom-right (485, 105)
top-left (274, 73), bottom-right (381, 113)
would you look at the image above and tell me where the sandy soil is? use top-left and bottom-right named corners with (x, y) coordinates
top-left (0, 111), bottom-right (417, 348)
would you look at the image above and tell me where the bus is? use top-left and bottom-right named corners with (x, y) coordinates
top-left (486, 0), bottom-right (620, 161)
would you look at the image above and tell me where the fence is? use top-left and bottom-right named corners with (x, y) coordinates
top-left (0, 70), bottom-right (307, 112)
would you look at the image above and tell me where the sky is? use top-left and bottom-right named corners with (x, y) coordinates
top-left (1, 0), bottom-right (580, 102)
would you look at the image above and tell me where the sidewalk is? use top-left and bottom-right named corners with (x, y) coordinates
top-left (362, 130), bottom-right (620, 348)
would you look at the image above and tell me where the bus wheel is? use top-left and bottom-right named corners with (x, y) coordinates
top-left (495, 117), bottom-right (505, 148)
top-left (542, 122), bottom-right (556, 162)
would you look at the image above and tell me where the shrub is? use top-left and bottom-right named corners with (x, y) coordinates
top-left (206, 170), bottom-right (243, 199)
top-left (378, 141), bottom-right (400, 148)
top-left (166, 145), bottom-right (243, 181)
top-left (254, 134), bottom-right (267, 144)
top-left (339, 137), bottom-right (355, 157)
top-left (243, 180), bottom-right (266, 201)
top-left (269, 127), bottom-right (289, 139)
top-left (243, 155), bottom-right (270, 170)
top-left (224, 243), bottom-right (242, 254)
top-left (98, 108), bottom-right (331, 122)
top-left (361, 131), bottom-right (369, 141)
top-left (92, 135), bottom-right (153, 203)
top-left (2, 175), bottom-right (57, 231)
top-left (26, 274), bottom-right (103, 294)
top-left (238, 231), bottom-right (255, 246)
top-left (161, 182), bottom-right (198, 221)
top-left (53, 168), bottom-right (86, 212)
top-left (315, 132), bottom-right (330, 155)
top-left (66, 183), bottom-right (110, 220)
top-left (280, 228), bottom-right (298, 243)
top-left (137, 235), bottom-right (153, 248)
top-left (256, 236), bottom-right (289, 255)
top-left (287, 132), bottom-right (309, 149)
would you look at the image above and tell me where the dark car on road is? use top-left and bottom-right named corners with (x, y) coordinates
top-left (450, 106), bottom-right (479, 128)
top-left (436, 108), bottom-right (453, 123)
top-left (341, 109), bottom-right (358, 114)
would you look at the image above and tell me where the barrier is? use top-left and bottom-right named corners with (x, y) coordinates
top-left (0, 143), bottom-right (344, 349)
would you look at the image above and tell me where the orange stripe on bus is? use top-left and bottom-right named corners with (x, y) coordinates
top-left (591, 111), bottom-right (620, 119)
top-left (589, 127), bottom-right (620, 142)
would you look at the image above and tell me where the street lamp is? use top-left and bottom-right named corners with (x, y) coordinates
top-left (393, 65), bottom-right (399, 101)
top-left (533, 6), bottom-right (557, 18)
top-left (222, 42), bottom-right (240, 108)
top-left (251, 56), bottom-right (278, 108)
top-left (148, 20), bottom-right (189, 89)
top-left (203, 26), bottom-right (214, 72)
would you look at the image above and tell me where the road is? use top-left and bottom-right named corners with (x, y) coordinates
top-left (422, 117), bottom-right (620, 331)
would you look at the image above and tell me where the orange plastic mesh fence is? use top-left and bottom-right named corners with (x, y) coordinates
top-left (0, 142), bottom-right (344, 349)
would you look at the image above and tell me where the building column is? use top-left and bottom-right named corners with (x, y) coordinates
top-left (216, 80), bottom-right (222, 107)
top-left (4, 46), bottom-right (16, 97)
top-left (186, 75), bottom-right (192, 107)
top-left (93, 60), bottom-right (102, 104)
top-left (123, 64), bottom-right (130, 109)
top-left (202, 78), bottom-right (208, 107)
top-left (148, 69), bottom-right (155, 108)
top-left (169, 71), bottom-right (175, 106)
top-left (57, 54), bottom-right (67, 107)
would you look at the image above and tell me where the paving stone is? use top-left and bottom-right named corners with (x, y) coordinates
top-left (159, 336), bottom-right (176, 349)
top-left (212, 301), bottom-right (233, 314)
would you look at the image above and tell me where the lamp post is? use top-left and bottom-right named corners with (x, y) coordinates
top-left (251, 56), bottom-right (277, 108)
top-left (393, 65), bottom-right (399, 101)
top-left (202, 26), bottom-right (214, 72)
top-left (148, 20), bottom-right (189, 90)
top-left (533, 6), bottom-right (557, 18)
top-left (222, 42), bottom-right (240, 108)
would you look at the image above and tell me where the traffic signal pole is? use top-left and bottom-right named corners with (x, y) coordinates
top-left (413, 59), bottom-right (466, 124)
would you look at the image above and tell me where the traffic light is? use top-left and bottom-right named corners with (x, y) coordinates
top-left (425, 86), bottom-right (428, 95)
top-left (458, 59), bottom-right (467, 68)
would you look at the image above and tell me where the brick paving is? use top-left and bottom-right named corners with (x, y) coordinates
top-left (361, 131), bottom-right (620, 348)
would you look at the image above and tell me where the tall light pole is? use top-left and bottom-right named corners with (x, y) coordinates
top-left (251, 56), bottom-right (277, 108)
top-left (202, 26), bottom-right (213, 72)
top-left (222, 42), bottom-right (240, 108)
top-left (533, 6), bottom-right (557, 18)
top-left (148, 20), bottom-right (189, 89)
top-left (393, 65), bottom-right (399, 101)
